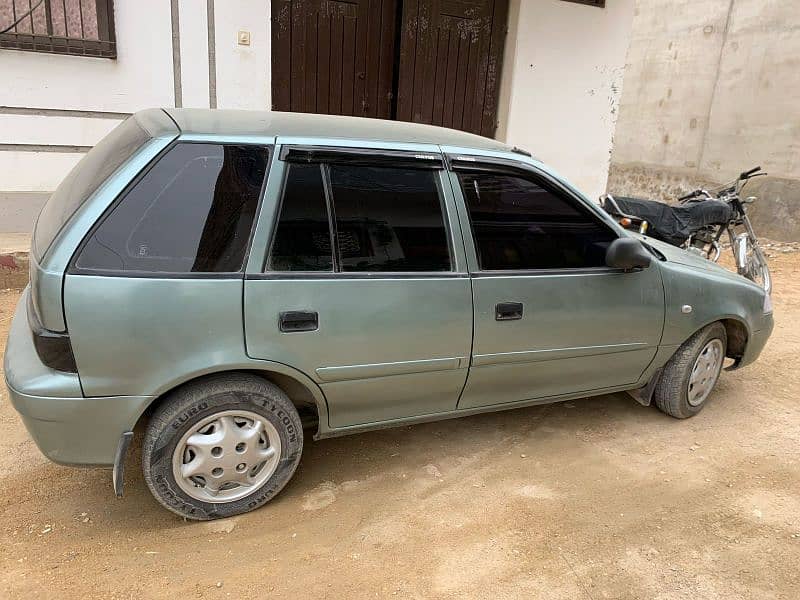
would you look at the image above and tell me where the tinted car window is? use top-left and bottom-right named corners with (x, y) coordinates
top-left (34, 116), bottom-right (151, 260)
top-left (459, 171), bottom-right (615, 270)
top-left (329, 165), bottom-right (451, 272)
top-left (75, 143), bottom-right (268, 273)
top-left (267, 164), bottom-right (333, 272)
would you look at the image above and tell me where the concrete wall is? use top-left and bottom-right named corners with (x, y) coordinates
top-left (497, 0), bottom-right (636, 200)
top-left (609, 0), bottom-right (800, 241)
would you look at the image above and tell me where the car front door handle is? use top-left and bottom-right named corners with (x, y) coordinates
top-left (495, 302), bottom-right (523, 321)
top-left (279, 311), bottom-right (319, 333)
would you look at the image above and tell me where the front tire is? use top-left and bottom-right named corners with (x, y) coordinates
top-left (654, 322), bottom-right (727, 419)
top-left (142, 373), bottom-right (303, 520)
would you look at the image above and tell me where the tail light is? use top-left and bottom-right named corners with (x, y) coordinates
top-left (27, 293), bottom-right (77, 373)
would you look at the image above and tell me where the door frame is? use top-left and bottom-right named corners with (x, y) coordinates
top-left (244, 137), bottom-right (476, 429)
top-left (441, 145), bottom-right (666, 408)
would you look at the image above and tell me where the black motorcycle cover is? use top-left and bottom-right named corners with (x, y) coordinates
top-left (608, 197), bottom-right (736, 246)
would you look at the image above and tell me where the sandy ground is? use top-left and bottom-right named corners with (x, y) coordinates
top-left (0, 254), bottom-right (798, 600)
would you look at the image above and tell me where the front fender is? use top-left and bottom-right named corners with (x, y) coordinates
top-left (658, 261), bottom-right (766, 348)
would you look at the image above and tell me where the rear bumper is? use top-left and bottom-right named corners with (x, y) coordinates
top-left (4, 287), bottom-right (151, 466)
top-left (6, 384), bottom-right (151, 466)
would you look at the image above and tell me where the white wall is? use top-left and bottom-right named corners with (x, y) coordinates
top-left (0, 0), bottom-right (272, 203)
top-left (498, 0), bottom-right (636, 200)
top-left (214, 0), bottom-right (271, 110)
top-left (0, 0), bottom-right (174, 195)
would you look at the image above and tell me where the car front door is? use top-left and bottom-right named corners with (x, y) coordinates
top-left (446, 153), bottom-right (665, 410)
top-left (244, 143), bottom-right (473, 429)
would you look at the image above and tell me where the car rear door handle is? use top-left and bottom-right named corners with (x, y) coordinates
top-left (279, 311), bottom-right (318, 333)
top-left (495, 302), bottom-right (523, 321)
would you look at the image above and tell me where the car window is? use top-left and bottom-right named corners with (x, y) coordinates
top-left (329, 165), bottom-right (451, 272)
top-left (458, 171), bottom-right (616, 270)
top-left (267, 161), bottom-right (452, 273)
top-left (33, 116), bottom-right (151, 261)
top-left (267, 163), bottom-right (333, 272)
top-left (74, 143), bottom-right (269, 274)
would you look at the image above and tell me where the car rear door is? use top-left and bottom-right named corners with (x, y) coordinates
top-left (445, 151), bottom-right (665, 409)
top-left (244, 141), bottom-right (473, 429)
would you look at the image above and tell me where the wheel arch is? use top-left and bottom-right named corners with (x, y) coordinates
top-left (720, 317), bottom-right (748, 360)
top-left (132, 362), bottom-right (330, 439)
top-left (653, 314), bottom-right (751, 375)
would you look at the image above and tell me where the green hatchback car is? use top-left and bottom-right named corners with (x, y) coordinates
top-left (4, 109), bottom-right (773, 519)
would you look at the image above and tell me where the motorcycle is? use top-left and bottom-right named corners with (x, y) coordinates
top-left (601, 166), bottom-right (772, 295)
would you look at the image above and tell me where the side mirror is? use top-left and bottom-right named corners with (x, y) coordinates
top-left (605, 237), bottom-right (652, 271)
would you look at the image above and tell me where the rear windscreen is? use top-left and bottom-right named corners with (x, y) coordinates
top-left (33, 116), bottom-right (151, 260)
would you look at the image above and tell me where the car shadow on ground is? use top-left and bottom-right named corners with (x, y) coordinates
top-left (2, 390), bottom-right (666, 533)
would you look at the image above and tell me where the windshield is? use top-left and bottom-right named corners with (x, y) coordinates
top-left (33, 116), bottom-right (151, 260)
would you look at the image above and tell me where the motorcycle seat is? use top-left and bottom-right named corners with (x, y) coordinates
top-left (603, 195), bottom-right (736, 246)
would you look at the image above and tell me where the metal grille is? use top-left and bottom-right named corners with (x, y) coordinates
top-left (0, 0), bottom-right (116, 58)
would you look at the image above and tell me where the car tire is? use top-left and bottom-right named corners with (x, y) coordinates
top-left (142, 373), bottom-right (303, 520)
top-left (654, 322), bottom-right (728, 419)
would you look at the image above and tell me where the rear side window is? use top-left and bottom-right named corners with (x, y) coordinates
top-left (34, 117), bottom-right (151, 260)
top-left (459, 171), bottom-right (615, 270)
top-left (267, 161), bottom-right (452, 273)
top-left (74, 143), bottom-right (269, 274)
top-left (267, 164), bottom-right (333, 271)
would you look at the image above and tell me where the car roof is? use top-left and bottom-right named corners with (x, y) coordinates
top-left (162, 108), bottom-right (511, 152)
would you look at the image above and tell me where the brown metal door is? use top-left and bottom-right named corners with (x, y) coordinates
top-left (271, 0), bottom-right (398, 118)
top-left (396, 0), bottom-right (508, 136)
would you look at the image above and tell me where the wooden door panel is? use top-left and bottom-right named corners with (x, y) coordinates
top-left (397, 0), bottom-right (507, 136)
top-left (272, 0), bottom-right (507, 137)
top-left (272, 0), bottom-right (397, 118)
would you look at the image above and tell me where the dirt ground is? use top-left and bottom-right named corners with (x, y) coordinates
top-left (0, 254), bottom-right (798, 600)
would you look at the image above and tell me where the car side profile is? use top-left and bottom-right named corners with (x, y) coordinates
top-left (4, 109), bottom-right (773, 519)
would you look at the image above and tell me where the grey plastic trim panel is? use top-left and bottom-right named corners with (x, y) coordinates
top-left (472, 343), bottom-right (650, 367)
top-left (316, 357), bottom-right (465, 382)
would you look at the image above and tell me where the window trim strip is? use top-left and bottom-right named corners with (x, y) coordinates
top-left (247, 272), bottom-right (468, 280)
top-left (320, 163), bottom-right (342, 272)
top-left (280, 145), bottom-right (445, 170)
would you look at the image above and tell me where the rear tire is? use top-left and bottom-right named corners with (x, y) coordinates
top-left (142, 373), bottom-right (303, 520)
top-left (654, 323), bottom-right (727, 419)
